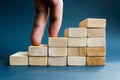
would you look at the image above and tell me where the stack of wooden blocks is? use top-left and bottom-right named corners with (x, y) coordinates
top-left (9, 18), bottom-right (106, 66)
top-left (80, 18), bottom-right (106, 66)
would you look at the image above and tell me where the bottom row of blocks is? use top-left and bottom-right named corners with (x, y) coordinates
top-left (10, 52), bottom-right (106, 66)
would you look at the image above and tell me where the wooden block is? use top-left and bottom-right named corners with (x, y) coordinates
top-left (49, 47), bottom-right (67, 56)
top-left (9, 52), bottom-right (28, 66)
top-left (88, 29), bottom-right (106, 37)
top-left (68, 57), bottom-right (86, 66)
top-left (29, 57), bottom-right (47, 66)
top-left (28, 45), bottom-right (48, 56)
top-left (64, 28), bottom-right (87, 37)
top-left (87, 38), bottom-right (106, 47)
top-left (87, 57), bottom-right (106, 66)
top-left (79, 47), bottom-right (86, 56)
top-left (79, 18), bottom-right (106, 28)
top-left (87, 47), bottom-right (106, 56)
top-left (48, 57), bottom-right (67, 66)
top-left (68, 47), bottom-right (86, 56)
top-left (68, 48), bottom-right (79, 56)
top-left (68, 38), bottom-right (87, 47)
top-left (49, 37), bottom-right (67, 47)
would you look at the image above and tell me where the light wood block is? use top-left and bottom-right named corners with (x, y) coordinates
top-left (87, 38), bottom-right (106, 47)
top-left (79, 47), bottom-right (86, 56)
top-left (79, 18), bottom-right (106, 28)
top-left (68, 48), bottom-right (79, 56)
top-left (48, 57), bottom-right (67, 66)
top-left (88, 29), bottom-right (106, 37)
top-left (68, 38), bottom-right (87, 47)
top-left (68, 57), bottom-right (86, 66)
top-left (68, 47), bottom-right (86, 56)
top-left (29, 57), bottom-right (47, 66)
top-left (49, 47), bottom-right (67, 56)
top-left (49, 37), bottom-right (67, 47)
top-left (64, 28), bottom-right (87, 37)
top-left (87, 47), bottom-right (106, 56)
top-left (87, 57), bottom-right (106, 66)
top-left (28, 45), bottom-right (48, 56)
top-left (9, 52), bottom-right (28, 66)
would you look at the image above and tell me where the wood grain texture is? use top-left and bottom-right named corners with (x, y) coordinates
top-left (49, 47), bottom-right (67, 56)
top-left (9, 52), bottom-right (28, 66)
top-left (87, 47), bottom-right (106, 56)
top-left (29, 57), bottom-right (47, 66)
top-left (49, 37), bottom-right (67, 47)
top-left (64, 28), bottom-right (87, 37)
top-left (68, 47), bottom-right (86, 56)
top-left (87, 57), bottom-right (106, 66)
top-left (79, 47), bottom-right (86, 56)
top-left (68, 38), bottom-right (87, 47)
top-left (28, 45), bottom-right (48, 56)
top-left (48, 57), bottom-right (67, 66)
top-left (79, 18), bottom-right (106, 28)
top-left (68, 57), bottom-right (86, 66)
top-left (87, 38), bottom-right (106, 47)
top-left (68, 48), bottom-right (79, 56)
top-left (88, 29), bottom-right (106, 37)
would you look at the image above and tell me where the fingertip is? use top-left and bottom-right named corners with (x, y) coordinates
top-left (31, 37), bottom-right (41, 46)
top-left (49, 31), bottom-right (58, 37)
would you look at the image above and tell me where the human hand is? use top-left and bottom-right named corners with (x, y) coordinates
top-left (31, 0), bottom-right (63, 46)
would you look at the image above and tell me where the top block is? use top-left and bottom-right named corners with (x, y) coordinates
top-left (79, 18), bottom-right (106, 28)
top-left (49, 37), bottom-right (67, 47)
top-left (28, 45), bottom-right (48, 56)
top-left (64, 28), bottom-right (87, 38)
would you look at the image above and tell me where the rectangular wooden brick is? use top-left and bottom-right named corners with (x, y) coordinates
top-left (49, 47), bottom-right (67, 56)
top-left (68, 38), bottom-right (87, 47)
top-left (49, 37), bottom-right (67, 47)
top-left (87, 38), bottom-right (106, 47)
top-left (64, 28), bottom-right (87, 37)
top-left (87, 47), bottom-right (106, 56)
top-left (88, 29), bottom-right (106, 37)
top-left (87, 57), bottom-right (106, 66)
top-left (79, 18), bottom-right (106, 28)
top-left (29, 57), bottom-right (47, 66)
top-left (9, 52), bottom-right (28, 66)
top-left (28, 45), bottom-right (48, 56)
top-left (48, 57), bottom-right (67, 66)
top-left (68, 47), bottom-right (86, 56)
top-left (68, 57), bottom-right (86, 66)
top-left (68, 48), bottom-right (79, 56)
top-left (79, 47), bottom-right (86, 56)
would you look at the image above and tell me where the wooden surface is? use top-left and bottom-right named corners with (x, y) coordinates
top-left (68, 48), bottom-right (79, 56)
top-left (68, 57), bottom-right (86, 66)
top-left (88, 29), bottom-right (106, 37)
top-left (64, 28), bottom-right (87, 37)
top-left (28, 45), bottom-right (48, 56)
top-left (48, 57), bottom-right (67, 66)
top-left (49, 47), bottom-right (67, 56)
top-left (87, 47), bottom-right (106, 56)
top-left (29, 57), bottom-right (47, 66)
top-left (79, 18), bottom-right (106, 28)
top-left (49, 37), bottom-right (67, 47)
top-left (68, 47), bottom-right (86, 56)
top-left (87, 38), bottom-right (106, 47)
top-left (68, 38), bottom-right (87, 47)
top-left (9, 52), bottom-right (28, 65)
top-left (87, 57), bottom-right (106, 66)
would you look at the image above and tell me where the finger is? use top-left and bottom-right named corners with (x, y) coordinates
top-left (48, 0), bottom-right (63, 37)
top-left (31, 0), bottom-right (49, 46)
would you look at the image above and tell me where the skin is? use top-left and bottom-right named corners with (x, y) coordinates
top-left (31, 0), bottom-right (63, 46)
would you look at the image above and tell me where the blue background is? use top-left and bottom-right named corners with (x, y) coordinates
top-left (0, 0), bottom-right (120, 80)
